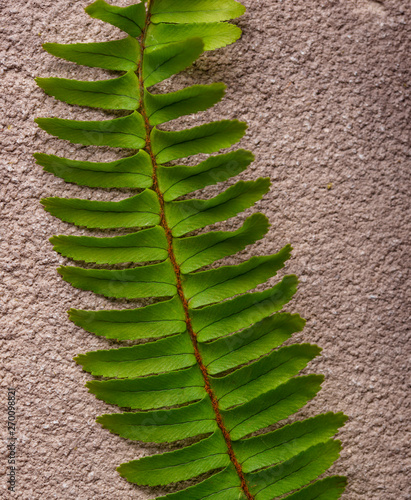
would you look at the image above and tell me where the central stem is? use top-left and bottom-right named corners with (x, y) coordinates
top-left (136, 6), bottom-right (254, 499)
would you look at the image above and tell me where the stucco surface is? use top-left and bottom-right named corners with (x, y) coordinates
top-left (1, 0), bottom-right (410, 498)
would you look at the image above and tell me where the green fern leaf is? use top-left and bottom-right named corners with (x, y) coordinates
top-left (166, 178), bottom-right (270, 236)
top-left (192, 276), bottom-right (299, 341)
top-left (145, 83), bottom-right (226, 125)
top-left (97, 397), bottom-right (217, 442)
top-left (247, 440), bottom-right (342, 499)
top-left (151, 120), bottom-right (247, 162)
top-left (118, 431), bottom-right (230, 485)
top-left (282, 476), bottom-right (348, 500)
top-left (146, 22), bottom-right (242, 51)
top-left (201, 312), bottom-right (306, 374)
top-left (87, 365), bottom-right (205, 410)
top-left (35, 111), bottom-right (146, 148)
top-left (158, 149), bottom-right (253, 201)
top-left (212, 344), bottom-right (322, 409)
top-left (174, 212), bottom-right (268, 272)
top-left (49, 226), bottom-right (168, 264)
top-left (235, 412), bottom-right (348, 472)
top-left (156, 465), bottom-right (247, 499)
top-left (59, 259), bottom-right (176, 298)
top-left (150, 0), bottom-right (246, 24)
top-left (34, 150), bottom-right (153, 188)
top-left (85, 0), bottom-right (146, 36)
top-left (70, 295), bottom-right (185, 340)
top-left (41, 190), bottom-right (160, 228)
top-left (143, 38), bottom-right (205, 86)
top-left (36, 1), bottom-right (347, 498)
top-left (35, 71), bottom-right (140, 110)
top-left (43, 37), bottom-right (140, 71)
top-left (75, 332), bottom-right (195, 377)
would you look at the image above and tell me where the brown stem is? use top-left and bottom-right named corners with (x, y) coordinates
top-left (135, 5), bottom-right (254, 499)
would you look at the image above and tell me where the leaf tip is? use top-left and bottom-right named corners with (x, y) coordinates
top-left (84, 0), bottom-right (102, 15)
top-left (95, 415), bottom-right (106, 426)
top-left (57, 265), bottom-right (68, 278)
top-left (85, 380), bottom-right (98, 391)
top-left (67, 307), bottom-right (76, 318)
top-left (116, 462), bottom-right (129, 479)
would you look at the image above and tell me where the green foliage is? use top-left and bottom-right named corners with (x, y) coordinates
top-left (34, 150), bottom-right (153, 188)
top-left (36, 71), bottom-right (140, 110)
top-left (36, 1), bottom-right (347, 498)
top-left (43, 37), bottom-right (140, 71)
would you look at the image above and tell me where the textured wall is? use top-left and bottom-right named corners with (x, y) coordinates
top-left (1, 0), bottom-right (410, 498)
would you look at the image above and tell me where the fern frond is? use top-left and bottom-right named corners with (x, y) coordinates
top-left (36, 1), bottom-right (347, 498)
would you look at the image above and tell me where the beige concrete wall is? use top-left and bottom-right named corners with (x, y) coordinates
top-left (1, 0), bottom-right (409, 498)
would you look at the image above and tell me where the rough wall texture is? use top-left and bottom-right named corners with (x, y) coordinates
top-left (1, 0), bottom-right (410, 498)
